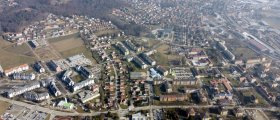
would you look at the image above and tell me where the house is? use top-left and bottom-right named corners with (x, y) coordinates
top-left (188, 108), bottom-right (196, 117)
top-left (4, 64), bottom-right (29, 76)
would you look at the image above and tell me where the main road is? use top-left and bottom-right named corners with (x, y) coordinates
top-left (1, 96), bottom-right (279, 118)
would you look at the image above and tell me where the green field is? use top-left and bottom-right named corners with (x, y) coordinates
top-left (0, 100), bottom-right (10, 115)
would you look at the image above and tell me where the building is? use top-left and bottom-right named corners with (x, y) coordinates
top-left (116, 42), bottom-right (129, 55)
top-left (130, 72), bottom-right (147, 80)
top-left (6, 81), bottom-right (41, 98)
top-left (66, 54), bottom-right (92, 67)
top-left (49, 60), bottom-right (62, 72)
top-left (71, 79), bottom-right (95, 92)
top-left (61, 70), bottom-right (75, 86)
top-left (164, 81), bottom-right (172, 93)
top-left (34, 62), bottom-right (45, 73)
top-left (0, 65), bottom-right (3, 75)
top-left (160, 94), bottom-right (188, 102)
top-left (77, 90), bottom-right (100, 103)
top-left (124, 40), bottom-right (140, 52)
top-left (49, 82), bottom-right (61, 96)
top-left (76, 66), bottom-right (94, 79)
top-left (4, 64), bottom-right (29, 76)
top-left (133, 57), bottom-right (148, 69)
top-left (156, 66), bottom-right (168, 76)
top-left (57, 98), bottom-right (74, 110)
top-left (130, 113), bottom-right (147, 120)
top-left (140, 53), bottom-right (156, 66)
top-left (24, 92), bottom-right (50, 101)
top-left (13, 73), bottom-right (36, 80)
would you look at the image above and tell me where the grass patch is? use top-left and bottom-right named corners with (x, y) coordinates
top-left (60, 46), bottom-right (96, 64)
top-left (0, 47), bottom-right (36, 69)
top-left (48, 32), bottom-right (79, 43)
top-left (120, 104), bottom-right (128, 109)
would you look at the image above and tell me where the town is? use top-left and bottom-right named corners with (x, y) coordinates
top-left (0, 0), bottom-right (280, 120)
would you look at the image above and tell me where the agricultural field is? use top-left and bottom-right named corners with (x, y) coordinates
top-left (0, 39), bottom-right (36, 69)
top-left (48, 33), bottom-right (96, 63)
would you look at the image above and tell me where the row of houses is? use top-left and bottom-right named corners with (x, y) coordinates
top-left (4, 64), bottom-right (29, 76)
top-left (160, 94), bottom-right (188, 102)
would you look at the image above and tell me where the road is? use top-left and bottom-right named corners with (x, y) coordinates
top-left (1, 96), bottom-right (279, 118)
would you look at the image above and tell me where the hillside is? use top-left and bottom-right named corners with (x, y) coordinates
top-left (0, 0), bottom-right (127, 33)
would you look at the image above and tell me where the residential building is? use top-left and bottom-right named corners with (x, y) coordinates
top-left (76, 66), bottom-right (94, 79)
top-left (140, 53), bottom-right (156, 66)
top-left (71, 79), bottom-right (95, 92)
top-left (34, 62), bottom-right (45, 73)
top-left (130, 72), bottom-right (147, 80)
top-left (6, 81), bottom-right (41, 98)
top-left (116, 42), bottom-right (129, 55)
top-left (24, 92), bottom-right (50, 101)
top-left (124, 40), bottom-right (140, 52)
top-left (77, 90), bottom-right (100, 103)
top-left (49, 82), bottom-right (61, 96)
top-left (49, 60), bottom-right (62, 72)
top-left (156, 66), bottom-right (168, 76)
top-left (133, 57), bottom-right (148, 69)
top-left (13, 73), bottom-right (36, 80)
